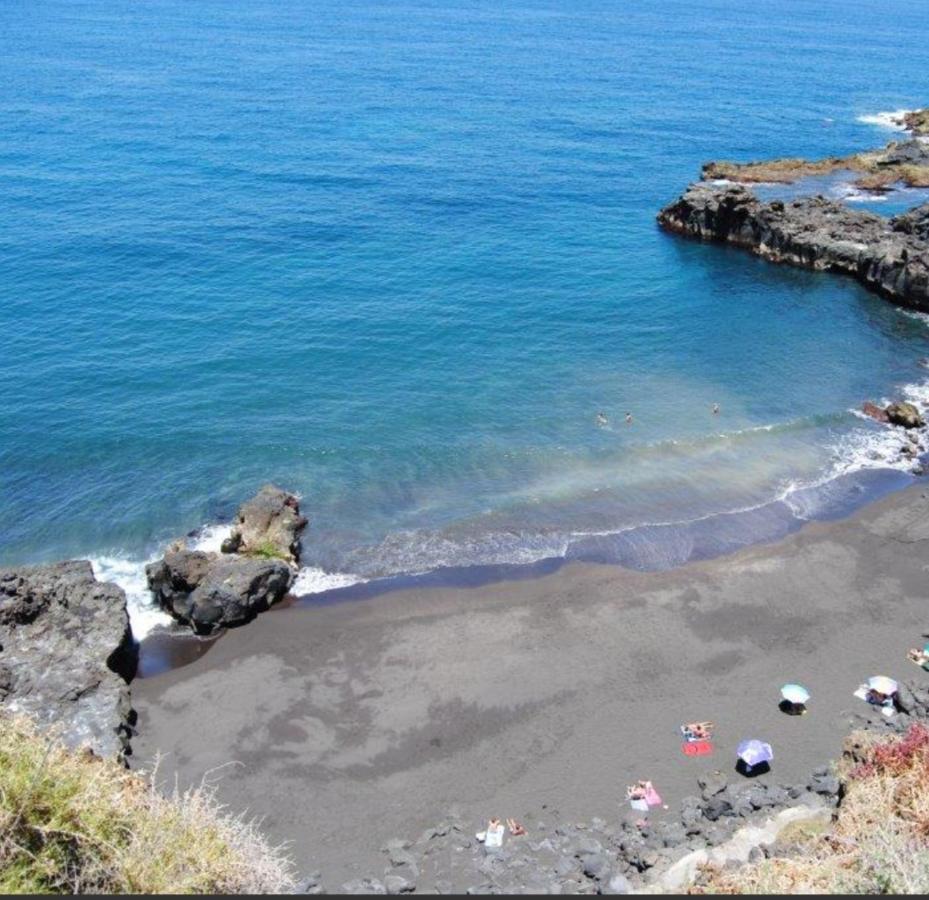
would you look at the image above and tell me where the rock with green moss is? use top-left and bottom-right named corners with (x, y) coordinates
top-left (220, 484), bottom-right (307, 565)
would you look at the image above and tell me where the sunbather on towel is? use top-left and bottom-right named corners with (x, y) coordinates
top-left (506, 818), bottom-right (526, 836)
top-left (908, 648), bottom-right (929, 670)
top-left (682, 721), bottom-right (714, 741)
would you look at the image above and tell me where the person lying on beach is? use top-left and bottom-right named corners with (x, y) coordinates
top-left (681, 721), bottom-right (714, 741)
top-left (908, 648), bottom-right (929, 670)
top-left (867, 689), bottom-right (894, 708)
top-left (506, 818), bottom-right (526, 836)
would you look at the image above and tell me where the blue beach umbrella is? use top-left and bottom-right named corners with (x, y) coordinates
top-left (780, 684), bottom-right (810, 705)
top-left (737, 739), bottom-right (773, 767)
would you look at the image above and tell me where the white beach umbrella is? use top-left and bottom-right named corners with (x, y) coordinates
top-left (780, 684), bottom-right (810, 705)
top-left (867, 676), bottom-right (898, 696)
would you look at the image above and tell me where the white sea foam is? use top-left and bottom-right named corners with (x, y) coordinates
top-left (90, 526), bottom-right (235, 640)
top-left (833, 183), bottom-right (889, 203)
top-left (857, 109), bottom-right (913, 131)
top-left (827, 378), bottom-right (929, 482)
top-left (90, 554), bottom-right (174, 640)
top-left (293, 566), bottom-right (367, 595)
top-left (188, 523), bottom-right (233, 553)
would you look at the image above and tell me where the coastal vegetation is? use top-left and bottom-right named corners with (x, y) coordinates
top-left (0, 711), bottom-right (294, 894)
top-left (692, 724), bottom-right (929, 894)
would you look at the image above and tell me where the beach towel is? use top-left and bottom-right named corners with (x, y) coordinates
top-left (485, 822), bottom-right (505, 848)
top-left (644, 784), bottom-right (662, 807)
top-left (682, 740), bottom-right (713, 756)
top-left (629, 798), bottom-right (649, 812)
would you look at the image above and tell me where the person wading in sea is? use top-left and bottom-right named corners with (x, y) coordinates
top-left (625, 412), bottom-right (633, 425)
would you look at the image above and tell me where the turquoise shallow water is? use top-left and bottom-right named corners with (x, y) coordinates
top-left (3, 0), bottom-right (929, 628)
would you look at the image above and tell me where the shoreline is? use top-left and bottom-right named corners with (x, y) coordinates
top-left (136, 461), bottom-right (918, 679)
top-left (131, 481), bottom-right (929, 889)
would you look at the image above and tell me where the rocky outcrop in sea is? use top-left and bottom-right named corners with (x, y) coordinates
top-left (146, 484), bottom-right (307, 635)
top-left (0, 560), bottom-right (136, 758)
top-left (657, 184), bottom-right (929, 311)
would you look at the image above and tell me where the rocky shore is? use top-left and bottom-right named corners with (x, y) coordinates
top-left (698, 106), bottom-right (929, 190)
top-left (0, 560), bottom-right (136, 758)
top-left (0, 484), bottom-right (307, 759)
top-left (657, 183), bottom-right (929, 311)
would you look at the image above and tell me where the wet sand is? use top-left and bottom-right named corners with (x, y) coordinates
top-left (131, 484), bottom-right (929, 888)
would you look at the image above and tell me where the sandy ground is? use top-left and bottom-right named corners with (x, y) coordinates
top-left (131, 484), bottom-right (929, 888)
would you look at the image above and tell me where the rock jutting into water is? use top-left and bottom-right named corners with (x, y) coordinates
top-left (656, 183), bottom-right (929, 311)
top-left (146, 484), bottom-right (306, 635)
top-left (220, 483), bottom-right (308, 565)
top-left (0, 560), bottom-right (136, 758)
top-left (885, 400), bottom-right (925, 429)
top-left (146, 547), bottom-right (294, 635)
top-left (700, 107), bottom-right (929, 192)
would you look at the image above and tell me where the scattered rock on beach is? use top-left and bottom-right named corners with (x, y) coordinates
top-left (221, 483), bottom-right (307, 565)
top-left (0, 560), bottom-right (136, 757)
top-left (698, 770), bottom-right (728, 799)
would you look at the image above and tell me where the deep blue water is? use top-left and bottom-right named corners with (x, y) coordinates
top-left (3, 0), bottom-right (929, 628)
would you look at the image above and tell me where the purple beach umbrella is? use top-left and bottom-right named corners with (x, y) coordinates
top-left (736, 739), bottom-right (773, 767)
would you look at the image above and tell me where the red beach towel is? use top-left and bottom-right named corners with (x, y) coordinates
top-left (681, 740), bottom-right (713, 757)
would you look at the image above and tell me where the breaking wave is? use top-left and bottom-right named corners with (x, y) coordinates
top-left (857, 109), bottom-right (913, 131)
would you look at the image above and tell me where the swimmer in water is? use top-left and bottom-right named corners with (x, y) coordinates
top-left (625, 412), bottom-right (633, 425)
top-left (712, 403), bottom-right (720, 415)
top-left (596, 412), bottom-right (608, 427)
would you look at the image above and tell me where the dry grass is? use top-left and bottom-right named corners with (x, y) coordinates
top-left (0, 711), bottom-right (295, 894)
top-left (691, 724), bottom-right (929, 894)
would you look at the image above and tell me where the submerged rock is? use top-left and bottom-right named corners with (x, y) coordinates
top-left (862, 401), bottom-right (890, 424)
top-left (657, 184), bottom-right (929, 311)
top-left (0, 560), bottom-right (136, 757)
top-left (221, 484), bottom-right (307, 565)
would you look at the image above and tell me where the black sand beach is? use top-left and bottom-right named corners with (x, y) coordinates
top-left (131, 483), bottom-right (929, 889)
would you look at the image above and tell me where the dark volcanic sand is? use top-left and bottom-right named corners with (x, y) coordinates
top-left (131, 485), bottom-right (929, 889)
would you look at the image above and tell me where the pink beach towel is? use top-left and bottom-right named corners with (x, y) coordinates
top-left (644, 785), bottom-right (662, 807)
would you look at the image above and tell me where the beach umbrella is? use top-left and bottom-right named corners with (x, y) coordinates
top-left (867, 676), bottom-right (899, 696)
top-left (736, 739), bottom-right (773, 767)
top-left (780, 684), bottom-right (810, 705)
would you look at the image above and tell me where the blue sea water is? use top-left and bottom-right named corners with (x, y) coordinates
top-left (3, 0), bottom-right (929, 633)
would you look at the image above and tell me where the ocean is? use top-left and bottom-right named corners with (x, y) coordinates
top-left (2, 0), bottom-right (929, 638)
